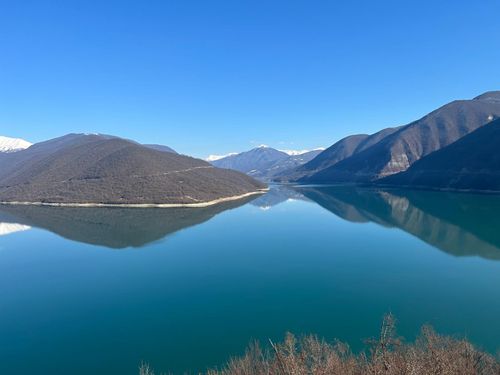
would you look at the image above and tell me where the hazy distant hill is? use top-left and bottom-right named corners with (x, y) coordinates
top-left (0, 134), bottom-right (265, 205)
top-left (252, 149), bottom-right (323, 179)
top-left (294, 91), bottom-right (500, 183)
top-left (380, 117), bottom-right (500, 192)
top-left (211, 146), bottom-right (289, 174)
top-left (211, 146), bottom-right (322, 180)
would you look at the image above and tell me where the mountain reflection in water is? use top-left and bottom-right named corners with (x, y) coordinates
top-left (295, 186), bottom-right (500, 260)
top-left (1, 185), bottom-right (499, 259)
top-left (250, 184), bottom-right (309, 209)
top-left (0, 196), bottom-right (256, 249)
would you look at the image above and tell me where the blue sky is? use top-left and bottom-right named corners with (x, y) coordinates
top-left (1, 0), bottom-right (500, 158)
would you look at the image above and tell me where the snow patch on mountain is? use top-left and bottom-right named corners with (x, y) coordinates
top-left (206, 152), bottom-right (238, 162)
top-left (279, 147), bottom-right (325, 156)
top-left (0, 136), bottom-right (32, 153)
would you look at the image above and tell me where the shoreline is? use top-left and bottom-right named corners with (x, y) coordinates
top-left (0, 189), bottom-right (268, 209)
top-left (372, 183), bottom-right (500, 195)
top-left (280, 181), bottom-right (500, 196)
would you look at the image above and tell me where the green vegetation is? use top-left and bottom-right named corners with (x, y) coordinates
top-left (140, 315), bottom-right (500, 375)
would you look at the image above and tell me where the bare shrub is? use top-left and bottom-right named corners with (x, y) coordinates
top-left (142, 315), bottom-right (500, 375)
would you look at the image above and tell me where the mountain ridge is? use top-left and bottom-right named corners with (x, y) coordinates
top-left (379, 117), bottom-right (500, 192)
top-left (211, 146), bottom-right (323, 180)
top-left (295, 91), bottom-right (500, 183)
top-left (0, 134), bottom-right (266, 205)
top-left (276, 126), bottom-right (403, 182)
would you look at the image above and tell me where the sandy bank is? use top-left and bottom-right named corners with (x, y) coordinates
top-left (0, 189), bottom-right (268, 208)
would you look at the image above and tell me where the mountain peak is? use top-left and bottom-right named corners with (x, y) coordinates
top-left (0, 136), bottom-right (32, 153)
top-left (474, 91), bottom-right (500, 101)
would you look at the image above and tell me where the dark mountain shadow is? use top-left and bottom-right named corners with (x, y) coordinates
top-left (0, 196), bottom-right (256, 249)
top-left (296, 186), bottom-right (500, 260)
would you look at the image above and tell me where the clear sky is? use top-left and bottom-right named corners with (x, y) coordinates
top-left (1, 1), bottom-right (500, 158)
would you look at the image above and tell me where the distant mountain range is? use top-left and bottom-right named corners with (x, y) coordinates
top-left (0, 133), bottom-right (265, 205)
top-left (210, 146), bottom-right (323, 180)
top-left (3, 90), bottom-right (500, 199)
top-left (276, 91), bottom-right (500, 192)
top-left (0, 134), bottom-right (178, 154)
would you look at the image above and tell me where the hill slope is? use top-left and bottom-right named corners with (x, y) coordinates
top-left (0, 134), bottom-right (266, 205)
top-left (380, 117), bottom-right (500, 192)
top-left (143, 144), bottom-right (177, 153)
top-left (277, 127), bottom-right (402, 181)
top-left (303, 91), bottom-right (500, 183)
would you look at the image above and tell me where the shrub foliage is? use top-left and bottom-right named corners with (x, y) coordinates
top-left (140, 314), bottom-right (500, 375)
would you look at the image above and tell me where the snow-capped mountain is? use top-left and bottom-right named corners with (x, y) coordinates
top-left (210, 146), bottom-right (324, 180)
top-left (0, 136), bottom-right (32, 153)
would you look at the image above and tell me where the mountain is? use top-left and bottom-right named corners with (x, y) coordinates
top-left (297, 91), bottom-right (500, 183)
top-left (211, 146), bottom-right (322, 180)
top-left (143, 144), bottom-right (177, 153)
top-left (0, 136), bottom-right (32, 153)
top-left (276, 128), bottom-right (401, 181)
top-left (380, 117), bottom-right (500, 192)
top-left (211, 146), bottom-right (289, 174)
top-left (0, 133), bottom-right (266, 205)
top-left (254, 149), bottom-right (323, 179)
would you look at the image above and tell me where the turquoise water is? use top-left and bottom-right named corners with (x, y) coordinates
top-left (1, 186), bottom-right (500, 374)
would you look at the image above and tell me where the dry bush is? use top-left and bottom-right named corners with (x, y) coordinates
top-left (142, 314), bottom-right (500, 375)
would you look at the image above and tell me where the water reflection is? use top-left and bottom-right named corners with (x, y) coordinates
top-left (0, 222), bottom-right (31, 236)
top-left (0, 196), bottom-right (256, 249)
top-left (296, 186), bottom-right (500, 260)
top-left (250, 184), bottom-right (309, 209)
top-left (2, 185), bottom-right (500, 259)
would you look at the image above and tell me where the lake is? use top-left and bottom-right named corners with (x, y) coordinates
top-left (1, 185), bottom-right (500, 374)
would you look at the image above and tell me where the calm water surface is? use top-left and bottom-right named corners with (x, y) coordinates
top-left (1, 185), bottom-right (500, 374)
